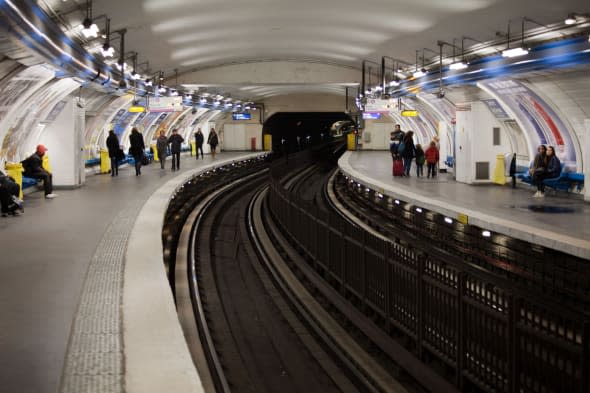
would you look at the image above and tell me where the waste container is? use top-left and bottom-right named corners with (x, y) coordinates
top-left (263, 134), bottom-right (272, 151)
top-left (347, 133), bottom-right (356, 151)
top-left (100, 149), bottom-right (111, 174)
top-left (152, 144), bottom-right (159, 162)
top-left (492, 154), bottom-right (506, 185)
top-left (250, 137), bottom-right (256, 151)
top-left (5, 162), bottom-right (24, 199)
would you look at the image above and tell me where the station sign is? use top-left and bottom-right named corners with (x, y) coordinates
top-left (364, 98), bottom-right (396, 113)
top-left (148, 96), bottom-right (183, 112)
top-left (128, 106), bottom-right (145, 113)
top-left (401, 110), bottom-right (418, 117)
top-left (362, 112), bottom-right (381, 120)
top-left (232, 113), bottom-right (251, 120)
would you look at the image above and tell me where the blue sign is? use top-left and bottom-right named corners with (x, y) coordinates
top-left (232, 113), bottom-right (251, 120)
top-left (362, 112), bottom-right (381, 120)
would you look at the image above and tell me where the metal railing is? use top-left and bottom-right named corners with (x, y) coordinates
top-left (268, 172), bottom-right (589, 393)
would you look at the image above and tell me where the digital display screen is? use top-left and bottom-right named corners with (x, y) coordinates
top-left (232, 113), bottom-right (251, 120)
top-left (362, 112), bottom-right (381, 120)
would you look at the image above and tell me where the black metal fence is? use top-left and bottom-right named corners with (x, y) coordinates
top-left (268, 173), bottom-right (589, 393)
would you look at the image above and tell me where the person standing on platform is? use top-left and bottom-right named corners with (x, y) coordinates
top-left (129, 128), bottom-right (145, 176)
top-left (401, 131), bottom-right (415, 177)
top-left (168, 128), bottom-right (184, 171)
top-left (22, 144), bottom-right (57, 198)
top-left (425, 141), bottom-right (440, 178)
top-left (415, 144), bottom-right (425, 177)
top-left (530, 145), bottom-right (547, 197)
top-left (208, 128), bottom-right (219, 159)
top-left (194, 128), bottom-right (204, 159)
top-left (156, 130), bottom-right (168, 170)
top-left (106, 130), bottom-right (120, 177)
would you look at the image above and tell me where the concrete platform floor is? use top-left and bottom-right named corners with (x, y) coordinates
top-left (0, 152), bottom-right (252, 393)
top-left (340, 151), bottom-right (590, 259)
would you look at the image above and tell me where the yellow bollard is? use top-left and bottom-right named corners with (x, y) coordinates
top-left (42, 154), bottom-right (52, 174)
top-left (100, 149), bottom-right (111, 174)
top-left (190, 141), bottom-right (196, 156)
top-left (152, 144), bottom-right (159, 162)
top-left (5, 162), bottom-right (24, 199)
top-left (263, 134), bottom-right (272, 151)
top-left (492, 154), bottom-right (506, 185)
top-left (347, 133), bottom-right (356, 151)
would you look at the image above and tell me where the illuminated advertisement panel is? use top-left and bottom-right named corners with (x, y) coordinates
top-left (479, 79), bottom-right (576, 166)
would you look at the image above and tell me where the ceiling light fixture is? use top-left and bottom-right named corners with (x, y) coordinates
top-left (413, 50), bottom-right (426, 78)
top-left (502, 18), bottom-right (529, 58)
top-left (100, 17), bottom-right (114, 58)
top-left (80, 0), bottom-right (99, 38)
top-left (144, 78), bottom-right (152, 87)
top-left (564, 14), bottom-right (577, 25)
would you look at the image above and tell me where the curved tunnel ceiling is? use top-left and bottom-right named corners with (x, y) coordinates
top-left (39, 0), bottom-right (590, 100)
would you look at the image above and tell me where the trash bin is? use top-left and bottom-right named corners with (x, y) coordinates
top-left (347, 133), bottom-right (356, 151)
top-left (100, 149), bottom-right (111, 174)
top-left (190, 141), bottom-right (196, 156)
top-left (152, 144), bottom-right (159, 162)
top-left (250, 137), bottom-right (256, 151)
top-left (5, 162), bottom-right (24, 199)
top-left (263, 134), bottom-right (272, 151)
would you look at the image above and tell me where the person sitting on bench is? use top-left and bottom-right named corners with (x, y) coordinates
top-left (22, 144), bottom-right (57, 199)
top-left (0, 170), bottom-right (22, 216)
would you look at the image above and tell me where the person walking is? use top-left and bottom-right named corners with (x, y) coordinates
top-left (21, 144), bottom-right (57, 198)
top-left (168, 128), bottom-right (184, 171)
top-left (208, 128), bottom-right (219, 159)
top-left (129, 128), bottom-right (145, 176)
top-left (425, 141), bottom-right (440, 178)
top-left (194, 128), bottom-right (204, 159)
top-left (156, 130), bottom-right (168, 169)
top-left (106, 130), bottom-right (120, 177)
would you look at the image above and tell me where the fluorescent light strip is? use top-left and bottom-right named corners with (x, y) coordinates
top-left (6, 1), bottom-right (105, 82)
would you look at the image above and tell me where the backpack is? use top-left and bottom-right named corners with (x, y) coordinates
top-left (397, 141), bottom-right (406, 156)
top-left (417, 154), bottom-right (425, 165)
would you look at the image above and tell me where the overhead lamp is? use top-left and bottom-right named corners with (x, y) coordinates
top-left (374, 85), bottom-right (382, 92)
top-left (80, 19), bottom-right (99, 38)
top-left (80, 1), bottom-right (99, 38)
top-left (101, 43), bottom-right (114, 58)
top-left (389, 79), bottom-right (400, 87)
top-left (502, 18), bottom-right (529, 58)
top-left (131, 71), bottom-right (140, 80)
top-left (412, 50), bottom-right (426, 78)
top-left (564, 14), bottom-right (577, 25)
top-left (449, 61), bottom-right (468, 70)
top-left (213, 100), bottom-right (221, 106)
top-left (115, 62), bottom-right (127, 71)
top-left (158, 86), bottom-right (167, 93)
top-left (144, 78), bottom-right (152, 87)
top-left (170, 90), bottom-right (179, 96)
top-left (199, 97), bottom-right (207, 104)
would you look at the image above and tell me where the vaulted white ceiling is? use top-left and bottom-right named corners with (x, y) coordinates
top-left (40, 0), bottom-right (589, 100)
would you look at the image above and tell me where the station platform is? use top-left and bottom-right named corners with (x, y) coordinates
top-left (339, 151), bottom-right (590, 260)
top-left (0, 152), bottom-right (264, 393)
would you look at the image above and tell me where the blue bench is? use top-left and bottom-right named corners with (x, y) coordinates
top-left (517, 163), bottom-right (584, 193)
top-left (85, 157), bottom-right (101, 167)
top-left (22, 176), bottom-right (40, 190)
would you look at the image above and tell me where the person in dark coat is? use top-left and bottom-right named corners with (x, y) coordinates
top-left (207, 128), bottom-right (219, 159)
top-left (530, 145), bottom-right (547, 197)
top-left (106, 130), bottom-right (120, 177)
top-left (22, 144), bottom-right (57, 198)
top-left (129, 128), bottom-right (145, 176)
top-left (533, 145), bottom-right (560, 198)
top-left (194, 128), bottom-right (204, 159)
top-left (167, 128), bottom-right (184, 171)
top-left (0, 171), bottom-right (22, 216)
top-left (156, 130), bottom-right (168, 169)
top-left (415, 144), bottom-right (425, 177)
top-left (401, 130), bottom-right (416, 177)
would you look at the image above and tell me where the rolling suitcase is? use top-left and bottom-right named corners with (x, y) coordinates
top-left (393, 158), bottom-right (404, 177)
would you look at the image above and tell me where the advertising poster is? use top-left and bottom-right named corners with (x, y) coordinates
top-left (479, 79), bottom-right (576, 166)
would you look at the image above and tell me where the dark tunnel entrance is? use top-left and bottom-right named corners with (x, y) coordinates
top-left (262, 112), bottom-right (353, 153)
